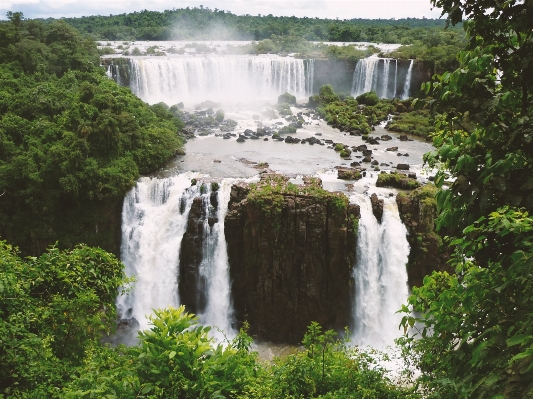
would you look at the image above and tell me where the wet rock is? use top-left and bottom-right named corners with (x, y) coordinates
top-left (370, 193), bottom-right (384, 223)
top-left (381, 135), bottom-right (392, 141)
top-left (386, 147), bottom-right (398, 152)
top-left (213, 159), bottom-right (222, 163)
top-left (371, 160), bottom-right (379, 165)
top-left (362, 149), bottom-right (373, 156)
top-left (337, 167), bottom-right (362, 180)
top-left (350, 161), bottom-right (360, 167)
top-left (367, 138), bottom-right (380, 145)
top-left (225, 175), bottom-right (360, 343)
top-left (357, 145), bottom-right (368, 152)
top-left (403, 153), bottom-right (409, 157)
top-left (397, 164), bottom-right (410, 170)
top-left (237, 137), bottom-right (246, 143)
top-left (363, 155), bottom-right (372, 163)
top-left (399, 135), bottom-right (408, 141)
top-left (264, 138), bottom-right (269, 141)
top-left (315, 132), bottom-right (322, 136)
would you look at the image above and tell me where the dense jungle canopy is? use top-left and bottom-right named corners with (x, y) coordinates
top-left (0, 0), bottom-right (532, 397)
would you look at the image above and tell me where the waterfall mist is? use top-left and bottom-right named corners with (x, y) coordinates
top-left (351, 195), bottom-right (410, 348)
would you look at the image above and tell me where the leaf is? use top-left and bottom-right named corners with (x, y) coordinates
top-left (169, 350), bottom-right (176, 359)
top-left (507, 334), bottom-right (528, 347)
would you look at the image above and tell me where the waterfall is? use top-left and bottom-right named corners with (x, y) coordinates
top-left (200, 180), bottom-right (235, 339)
top-left (392, 60), bottom-right (398, 98)
top-left (381, 59), bottom-right (390, 99)
top-left (351, 57), bottom-right (380, 97)
top-left (117, 175), bottom-right (236, 339)
top-left (117, 175), bottom-right (197, 331)
top-left (128, 56), bottom-right (311, 105)
top-left (351, 195), bottom-right (410, 348)
top-left (401, 60), bottom-right (414, 100)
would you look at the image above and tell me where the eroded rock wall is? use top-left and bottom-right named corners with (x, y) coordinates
top-left (225, 175), bottom-right (359, 344)
top-left (396, 184), bottom-right (450, 287)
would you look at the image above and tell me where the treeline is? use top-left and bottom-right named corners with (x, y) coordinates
top-left (43, 6), bottom-right (457, 42)
top-left (0, 12), bottom-right (184, 255)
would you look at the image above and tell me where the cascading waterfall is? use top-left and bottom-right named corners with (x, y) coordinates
top-left (351, 57), bottom-right (414, 99)
top-left (351, 195), bottom-right (410, 348)
top-left (351, 57), bottom-right (380, 97)
top-left (401, 60), bottom-right (414, 100)
top-left (381, 59), bottom-right (390, 99)
top-left (117, 175), bottom-right (236, 339)
top-left (129, 56), bottom-right (312, 104)
top-left (118, 175), bottom-right (197, 332)
top-left (200, 180), bottom-right (235, 339)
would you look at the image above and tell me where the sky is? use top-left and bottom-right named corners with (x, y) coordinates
top-left (0, 0), bottom-right (443, 20)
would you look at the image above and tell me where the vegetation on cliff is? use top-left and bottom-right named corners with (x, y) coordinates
top-left (0, 13), bottom-right (184, 255)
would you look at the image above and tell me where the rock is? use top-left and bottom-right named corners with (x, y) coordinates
top-left (264, 138), bottom-right (269, 141)
top-left (362, 149), bottom-right (373, 156)
top-left (363, 156), bottom-right (372, 163)
top-left (370, 193), bottom-right (384, 223)
top-left (243, 129), bottom-right (254, 136)
top-left (396, 185), bottom-right (451, 287)
top-left (397, 153), bottom-right (403, 156)
top-left (250, 135), bottom-right (260, 140)
top-left (225, 175), bottom-right (360, 343)
top-left (237, 137), bottom-right (246, 143)
top-left (285, 136), bottom-right (300, 144)
top-left (403, 153), bottom-right (409, 157)
top-left (337, 167), bottom-right (362, 180)
top-left (213, 159), bottom-right (221, 163)
top-left (315, 133), bottom-right (322, 136)
top-left (376, 171), bottom-right (420, 190)
top-left (174, 148), bottom-right (186, 156)
top-left (367, 138), bottom-right (380, 145)
top-left (325, 139), bottom-right (333, 144)
top-left (356, 145), bottom-right (367, 152)
top-left (399, 135), bottom-right (408, 141)
top-left (381, 135), bottom-right (392, 141)
top-left (179, 193), bottom-right (219, 314)
top-left (386, 147), bottom-right (398, 152)
top-left (350, 162), bottom-right (360, 167)
top-left (371, 160), bottom-right (379, 165)
top-left (397, 164), bottom-right (410, 170)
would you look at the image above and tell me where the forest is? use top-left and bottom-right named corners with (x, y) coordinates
top-left (1, 0), bottom-right (533, 397)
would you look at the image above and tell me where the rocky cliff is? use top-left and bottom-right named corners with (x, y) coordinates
top-left (225, 174), bottom-right (359, 344)
top-left (396, 184), bottom-right (450, 287)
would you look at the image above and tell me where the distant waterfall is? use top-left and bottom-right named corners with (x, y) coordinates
top-left (351, 195), bottom-right (410, 348)
top-left (129, 56), bottom-right (313, 105)
top-left (117, 175), bottom-right (235, 338)
top-left (401, 60), bottom-right (414, 100)
top-left (351, 57), bottom-right (380, 97)
top-left (351, 57), bottom-right (414, 99)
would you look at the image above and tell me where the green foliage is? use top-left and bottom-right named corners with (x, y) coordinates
top-left (355, 91), bottom-right (380, 106)
top-left (241, 323), bottom-right (416, 399)
top-left (399, 1), bottom-right (533, 398)
top-left (56, 7), bottom-right (449, 42)
top-left (278, 92), bottom-right (296, 105)
top-left (0, 16), bottom-right (184, 255)
top-left (0, 241), bottom-right (128, 397)
top-left (376, 172), bottom-right (421, 190)
top-left (387, 108), bottom-right (435, 138)
top-left (277, 103), bottom-right (293, 116)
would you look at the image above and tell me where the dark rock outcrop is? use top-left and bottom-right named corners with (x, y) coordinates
top-left (337, 167), bottom-right (362, 180)
top-left (225, 174), bottom-right (360, 344)
top-left (179, 192), bottom-right (218, 315)
top-left (396, 184), bottom-right (450, 287)
top-left (370, 193), bottom-right (384, 223)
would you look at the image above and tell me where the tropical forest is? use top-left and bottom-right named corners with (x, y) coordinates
top-left (0, 0), bottom-right (532, 398)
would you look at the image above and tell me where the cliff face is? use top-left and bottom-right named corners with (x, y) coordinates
top-left (396, 184), bottom-right (450, 287)
top-left (225, 174), bottom-right (359, 344)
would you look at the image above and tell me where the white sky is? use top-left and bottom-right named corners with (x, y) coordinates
top-left (1, 0), bottom-right (443, 20)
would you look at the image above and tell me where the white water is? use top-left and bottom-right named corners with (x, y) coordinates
top-left (129, 56), bottom-right (313, 105)
top-left (401, 60), bottom-right (414, 100)
top-left (200, 179), bottom-right (236, 340)
top-left (117, 175), bottom-right (197, 331)
top-left (117, 175), bottom-right (236, 338)
top-left (351, 57), bottom-right (413, 99)
top-left (351, 195), bottom-right (410, 348)
top-left (351, 56), bottom-right (380, 97)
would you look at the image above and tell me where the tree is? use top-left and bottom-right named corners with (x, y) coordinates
top-left (400, 1), bottom-right (533, 398)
